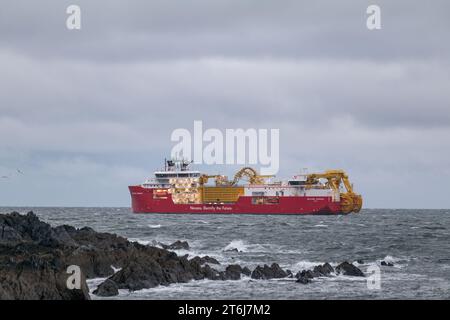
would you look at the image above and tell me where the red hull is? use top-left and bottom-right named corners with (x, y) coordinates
top-left (129, 186), bottom-right (344, 215)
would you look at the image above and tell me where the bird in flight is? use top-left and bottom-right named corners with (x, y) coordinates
top-left (17, 169), bottom-right (24, 174)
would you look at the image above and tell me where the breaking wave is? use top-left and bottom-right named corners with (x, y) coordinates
top-left (128, 238), bottom-right (152, 246)
top-left (291, 260), bottom-right (326, 272)
top-left (223, 240), bottom-right (248, 252)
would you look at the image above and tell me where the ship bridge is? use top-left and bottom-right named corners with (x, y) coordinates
top-left (142, 159), bottom-right (201, 188)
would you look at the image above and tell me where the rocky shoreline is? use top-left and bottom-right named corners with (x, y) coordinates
top-left (0, 211), bottom-right (368, 299)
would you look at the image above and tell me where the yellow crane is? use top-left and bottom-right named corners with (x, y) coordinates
top-left (198, 167), bottom-right (273, 187)
top-left (305, 170), bottom-right (363, 214)
top-left (230, 167), bottom-right (273, 185)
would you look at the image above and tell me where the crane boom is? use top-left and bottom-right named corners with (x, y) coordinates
top-left (306, 170), bottom-right (362, 214)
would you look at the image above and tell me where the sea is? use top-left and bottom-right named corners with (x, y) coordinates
top-left (1, 207), bottom-right (449, 300)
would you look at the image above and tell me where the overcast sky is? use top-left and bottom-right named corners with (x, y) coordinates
top-left (1, 0), bottom-right (449, 208)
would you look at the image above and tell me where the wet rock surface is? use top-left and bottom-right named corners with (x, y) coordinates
top-left (251, 263), bottom-right (288, 279)
top-left (295, 262), bottom-right (365, 284)
top-left (223, 248), bottom-right (243, 253)
top-left (92, 279), bottom-right (119, 297)
top-left (335, 261), bottom-right (365, 277)
top-left (242, 266), bottom-right (252, 276)
top-left (1, 211), bottom-right (368, 298)
top-left (0, 212), bottom-right (91, 300)
top-left (160, 240), bottom-right (190, 250)
top-left (313, 262), bottom-right (334, 277)
top-left (189, 255), bottom-right (220, 265)
top-left (296, 275), bottom-right (312, 284)
top-left (0, 211), bottom-right (254, 298)
top-left (223, 264), bottom-right (244, 280)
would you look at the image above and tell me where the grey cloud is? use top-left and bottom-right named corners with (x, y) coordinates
top-left (2, 53), bottom-right (448, 129)
top-left (1, 1), bottom-right (450, 208)
top-left (1, 1), bottom-right (450, 61)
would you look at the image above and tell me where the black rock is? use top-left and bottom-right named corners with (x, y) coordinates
top-left (295, 269), bottom-right (315, 280)
top-left (294, 262), bottom-right (335, 281)
top-left (296, 275), bottom-right (312, 284)
top-left (224, 248), bottom-right (241, 253)
top-left (189, 255), bottom-right (220, 265)
top-left (335, 261), bottom-right (365, 277)
top-left (0, 211), bottom-right (64, 246)
top-left (108, 259), bottom-right (166, 291)
top-left (50, 225), bottom-right (79, 247)
top-left (161, 240), bottom-right (190, 250)
top-left (1, 212), bottom-right (202, 298)
top-left (2, 211), bottom-right (370, 298)
top-left (1, 211), bottom-right (258, 299)
top-left (202, 264), bottom-right (222, 280)
top-left (356, 259), bottom-right (365, 264)
top-left (381, 261), bottom-right (394, 267)
top-left (93, 279), bottom-right (119, 297)
top-left (312, 263), bottom-right (334, 277)
top-left (0, 243), bottom-right (90, 300)
top-left (0, 212), bottom-right (93, 299)
top-left (224, 264), bottom-right (243, 280)
top-left (251, 263), bottom-right (288, 280)
top-left (242, 267), bottom-right (252, 276)
top-left (203, 264), bottom-right (252, 281)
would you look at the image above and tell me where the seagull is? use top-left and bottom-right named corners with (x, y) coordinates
top-left (17, 169), bottom-right (24, 174)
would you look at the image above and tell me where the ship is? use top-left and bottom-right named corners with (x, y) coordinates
top-left (129, 159), bottom-right (363, 215)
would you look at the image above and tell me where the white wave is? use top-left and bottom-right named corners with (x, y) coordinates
top-left (112, 265), bottom-right (122, 273)
top-left (223, 240), bottom-right (248, 252)
top-left (381, 255), bottom-right (402, 263)
top-left (86, 277), bottom-right (108, 295)
top-left (379, 255), bottom-right (410, 268)
top-left (87, 267), bottom-right (122, 298)
top-left (129, 277), bottom-right (253, 296)
top-left (275, 248), bottom-right (305, 255)
top-left (128, 238), bottom-right (152, 246)
top-left (291, 260), bottom-right (325, 271)
top-left (326, 274), bottom-right (367, 282)
top-left (313, 224), bottom-right (328, 228)
top-left (148, 224), bottom-right (162, 229)
top-left (223, 240), bottom-right (295, 255)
